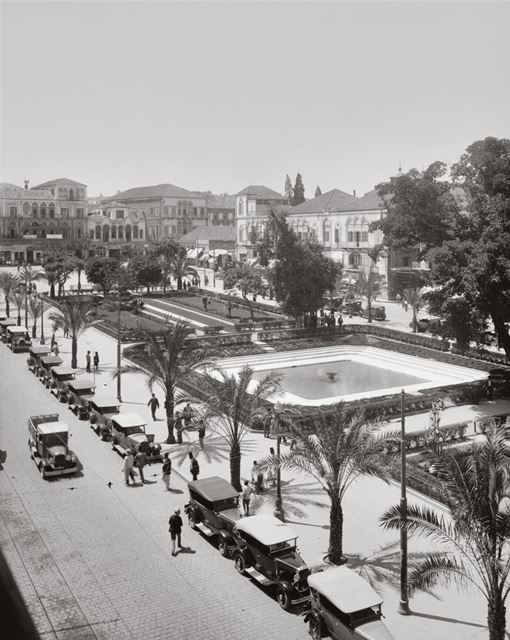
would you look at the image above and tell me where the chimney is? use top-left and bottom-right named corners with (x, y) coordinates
top-left (353, 189), bottom-right (356, 198)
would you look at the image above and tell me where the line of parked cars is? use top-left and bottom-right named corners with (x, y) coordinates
top-left (184, 476), bottom-right (395, 639)
top-left (0, 317), bottom-right (32, 351)
top-left (321, 298), bottom-right (387, 321)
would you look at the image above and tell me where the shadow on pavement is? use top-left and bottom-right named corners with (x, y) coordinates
top-left (410, 610), bottom-right (487, 629)
top-left (251, 480), bottom-right (328, 519)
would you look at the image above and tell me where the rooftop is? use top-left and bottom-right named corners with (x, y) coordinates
top-left (0, 183), bottom-right (53, 199)
top-left (32, 178), bottom-right (87, 188)
top-left (111, 413), bottom-right (146, 428)
top-left (340, 189), bottom-right (385, 212)
top-left (103, 183), bottom-right (203, 202)
top-left (235, 514), bottom-right (297, 545)
top-left (289, 188), bottom-right (357, 214)
top-left (307, 566), bottom-right (382, 613)
top-left (188, 476), bottom-right (239, 501)
top-left (236, 185), bottom-right (286, 199)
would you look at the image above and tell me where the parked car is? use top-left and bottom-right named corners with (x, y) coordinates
top-left (232, 514), bottom-right (311, 610)
top-left (0, 318), bottom-right (16, 342)
top-left (49, 366), bottom-right (76, 400)
top-left (27, 345), bottom-right (50, 374)
top-left (322, 297), bottom-right (344, 312)
top-left (66, 379), bottom-right (96, 419)
top-left (305, 565), bottom-right (395, 640)
top-left (361, 305), bottom-right (386, 321)
top-left (88, 396), bottom-right (121, 440)
top-left (39, 355), bottom-right (63, 385)
top-left (28, 414), bottom-right (78, 480)
top-left (341, 299), bottom-right (363, 316)
top-left (6, 326), bottom-right (31, 352)
top-left (185, 476), bottom-right (242, 556)
top-left (110, 413), bottom-right (162, 461)
top-left (416, 317), bottom-right (441, 333)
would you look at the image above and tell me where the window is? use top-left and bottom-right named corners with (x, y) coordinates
top-left (49, 205), bottom-right (55, 218)
top-left (139, 229), bottom-right (143, 239)
top-left (77, 208), bottom-right (84, 218)
top-left (77, 227), bottom-right (82, 238)
top-left (248, 201), bottom-right (256, 213)
top-left (349, 252), bottom-right (362, 267)
top-left (171, 206), bottom-right (176, 216)
top-left (118, 226), bottom-right (124, 239)
top-left (164, 225), bottom-right (169, 236)
top-left (95, 225), bottom-right (101, 239)
top-left (334, 228), bottom-right (339, 243)
top-left (218, 212), bottom-right (224, 221)
top-left (361, 231), bottom-right (368, 242)
top-left (150, 207), bottom-right (154, 215)
top-left (133, 225), bottom-right (139, 239)
top-left (164, 206), bottom-right (169, 216)
top-left (89, 229), bottom-right (94, 239)
top-left (125, 225), bottom-right (131, 241)
top-left (111, 226), bottom-right (117, 239)
top-left (116, 210), bottom-right (124, 219)
top-left (9, 206), bottom-right (17, 217)
top-left (61, 208), bottom-right (68, 218)
top-left (193, 207), bottom-right (198, 217)
top-left (348, 231), bottom-right (353, 242)
top-left (402, 256), bottom-right (410, 267)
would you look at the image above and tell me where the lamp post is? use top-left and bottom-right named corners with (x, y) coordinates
top-left (273, 401), bottom-right (285, 522)
top-left (116, 287), bottom-right (122, 402)
top-left (39, 294), bottom-right (45, 345)
top-left (399, 389), bottom-right (411, 615)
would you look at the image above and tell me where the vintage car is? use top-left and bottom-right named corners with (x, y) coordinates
top-left (28, 414), bottom-right (78, 480)
top-left (49, 366), bottom-right (77, 400)
top-left (232, 514), bottom-right (310, 610)
top-left (361, 305), bottom-right (386, 321)
top-left (184, 476), bottom-right (242, 556)
top-left (66, 379), bottom-right (96, 419)
top-left (27, 345), bottom-right (50, 374)
top-left (341, 299), bottom-right (363, 316)
top-left (88, 396), bottom-right (121, 440)
top-left (110, 413), bottom-right (162, 461)
top-left (305, 565), bottom-right (395, 640)
top-left (416, 317), bottom-right (441, 334)
top-left (39, 355), bottom-right (63, 384)
top-left (6, 325), bottom-right (32, 352)
top-left (0, 318), bottom-right (17, 342)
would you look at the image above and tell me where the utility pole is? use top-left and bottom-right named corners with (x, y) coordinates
top-left (399, 389), bottom-right (410, 614)
top-left (273, 402), bottom-right (285, 522)
top-left (116, 287), bottom-right (122, 402)
top-left (39, 294), bottom-right (45, 345)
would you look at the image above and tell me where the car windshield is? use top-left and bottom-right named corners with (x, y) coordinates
top-left (99, 406), bottom-right (119, 414)
top-left (350, 606), bottom-right (381, 626)
top-left (269, 539), bottom-right (296, 554)
top-left (41, 433), bottom-right (68, 447)
top-left (214, 497), bottom-right (238, 511)
top-left (122, 426), bottom-right (143, 435)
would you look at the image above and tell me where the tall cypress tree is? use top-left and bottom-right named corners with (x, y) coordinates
top-left (284, 174), bottom-right (293, 202)
top-left (292, 173), bottom-right (305, 205)
top-left (315, 185), bottom-right (322, 197)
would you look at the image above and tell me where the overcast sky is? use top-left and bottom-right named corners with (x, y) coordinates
top-left (1, 0), bottom-right (509, 198)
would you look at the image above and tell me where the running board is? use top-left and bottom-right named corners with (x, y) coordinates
top-left (195, 522), bottom-right (213, 536)
top-left (245, 567), bottom-right (273, 586)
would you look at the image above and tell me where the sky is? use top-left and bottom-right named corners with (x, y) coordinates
top-left (1, 0), bottom-right (509, 198)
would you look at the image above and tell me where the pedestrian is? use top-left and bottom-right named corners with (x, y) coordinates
top-left (241, 480), bottom-right (254, 516)
top-left (197, 419), bottom-right (206, 448)
top-left (134, 449), bottom-right (151, 484)
top-left (337, 314), bottom-right (343, 327)
top-left (487, 378), bottom-right (494, 400)
top-left (86, 350), bottom-right (91, 373)
top-left (168, 508), bottom-right (183, 556)
top-left (263, 407), bottom-right (272, 438)
top-left (183, 402), bottom-right (193, 429)
top-left (267, 447), bottom-right (277, 488)
top-left (93, 351), bottom-right (99, 372)
top-left (189, 452), bottom-right (200, 481)
top-left (123, 451), bottom-right (136, 485)
top-left (162, 452), bottom-right (172, 491)
top-left (148, 393), bottom-right (160, 420)
top-left (51, 342), bottom-right (60, 356)
top-left (395, 293), bottom-right (402, 304)
top-left (251, 460), bottom-right (264, 493)
top-left (202, 295), bottom-right (208, 311)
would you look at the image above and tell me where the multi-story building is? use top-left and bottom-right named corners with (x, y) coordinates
top-left (235, 185), bottom-right (288, 260)
top-left (0, 178), bottom-right (89, 264)
top-left (87, 201), bottom-right (147, 259)
top-left (206, 194), bottom-right (236, 226)
top-left (102, 183), bottom-right (208, 242)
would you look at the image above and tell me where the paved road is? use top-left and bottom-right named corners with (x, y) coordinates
top-left (0, 343), bottom-right (309, 640)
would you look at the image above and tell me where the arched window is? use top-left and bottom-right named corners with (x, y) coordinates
top-left (133, 225), bottom-right (139, 239)
top-left (103, 225), bottom-right (110, 242)
top-left (69, 189), bottom-right (74, 201)
top-left (23, 202), bottom-right (30, 216)
top-left (89, 229), bottom-right (94, 239)
top-left (118, 226), bottom-right (124, 239)
top-left (348, 252), bottom-right (362, 268)
top-left (111, 226), bottom-right (117, 239)
top-left (95, 225), bottom-right (101, 240)
top-left (76, 226), bottom-right (82, 238)
top-left (49, 204), bottom-right (55, 218)
top-left (40, 224), bottom-right (47, 239)
top-left (125, 225), bottom-right (131, 241)
top-left (139, 228), bottom-right (143, 239)
top-left (40, 203), bottom-right (47, 218)
top-left (32, 203), bottom-right (39, 218)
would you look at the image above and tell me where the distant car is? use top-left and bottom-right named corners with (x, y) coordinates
top-left (322, 297), bottom-right (344, 312)
top-left (88, 396), bottom-right (121, 440)
top-left (305, 565), bottom-right (396, 640)
top-left (27, 345), bottom-right (51, 374)
top-left (110, 413), bottom-right (162, 461)
top-left (341, 300), bottom-right (363, 316)
top-left (38, 355), bottom-right (63, 385)
top-left (361, 305), bottom-right (386, 321)
top-left (49, 366), bottom-right (76, 400)
top-left (6, 326), bottom-right (31, 352)
top-left (66, 379), bottom-right (96, 419)
top-left (0, 318), bottom-right (17, 342)
top-left (232, 514), bottom-right (310, 610)
top-left (416, 317), bottom-right (441, 333)
top-left (185, 476), bottom-right (242, 556)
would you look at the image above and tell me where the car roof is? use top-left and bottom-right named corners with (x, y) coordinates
top-left (37, 421), bottom-right (70, 435)
top-left (40, 356), bottom-right (63, 365)
top-left (111, 413), bottom-right (145, 428)
top-left (0, 319), bottom-right (17, 326)
top-left (90, 396), bottom-right (119, 408)
top-left (188, 476), bottom-right (239, 501)
top-left (307, 566), bottom-right (382, 613)
top-left (51, 366), bottom-right (75, 376)
top-left (29, 346), bottom-right (50, 355)
top-left (235, 514), bottom-right (297, 545)
top-left (7, 326), bottom-right (29, 333)
top-left (68, 379), bottom-right (95, 390)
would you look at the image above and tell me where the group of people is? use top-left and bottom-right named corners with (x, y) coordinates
top-left (85, 350), bottom-right (100, 373)
top-left (122, 448), bottom-right (152, 485)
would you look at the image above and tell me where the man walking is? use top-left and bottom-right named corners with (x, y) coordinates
top-left (162, 452), bottom-right (172, 491)
top-left (263, 407), bottom-right (272, 438)
top-left (93, 351), bottom-right (99, 372)
top-left (197, 419), bottom-right (206, 448)
top-left (168, 508), bottom-right (183, 557)
top-left (86, 350), bottom-right (91, 373)
top-left (148, 393), bottom-right (160, 420)
top-left (134, 449), bottom-right (150, 484)
top-left (189, 451), bottom-right (199, 481)
top-left (241, 480), bottom-right (254, 516)
top-left (123, 451), bottom-right (136, 486)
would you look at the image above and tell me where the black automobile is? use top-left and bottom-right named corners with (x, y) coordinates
top-left (184, 476), bottom-right (242, 557)
top-left (88, 396), bottom-right (121, 440)
top-left (232, 514), bottom-right (310, 610)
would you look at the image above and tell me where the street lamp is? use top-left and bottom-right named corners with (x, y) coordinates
top-left (273, 401), bottom-right (285, 522)
top-left (116, 286), bottom-right (122, 402)
top-left (39, 294), bottom-right (45, 345)
top-left (399, 389), bottom-right (411, 615)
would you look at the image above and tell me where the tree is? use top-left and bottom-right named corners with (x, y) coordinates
top-left (19, 264), bottom-right (45, 328)
top-left (224, 262), bottom-right (264, 321)
top-left (73, 257), bottom-right (86, 292)
top-left (426, 291), bottom-right (486, 349)
top-left (115, 322), bottom-right (212, 444)
top-left (128, 255), bottom-right (162, 294)
top-left (26, 294), bottom-right (42, 338)
top-left (150, 239), bottom-right (180, 293)
top-left (48, 299), bottom-right (94, 368)
top-left (284, 174), bottom-right (293, 202)
top-left (43, 254), bottom-right (76, 298)
top-left (171, 247), bottom-right (198, 291)
top-left (200, 366), bottom-right (282, 491)
top-left (9, 287), bottom-right (24, 325)
top-left (380, 425), bottom-right (510, 640)
top-left (0, 272), bottom-right (18, 317)
top-left (291, 173), bottom-right (305, 206)
top-left (355, 269), bottom-right (384, 323)
top-left (85, 257), bottom-right (121, 296)
top-left (401, 287), bottom-right (426, 332)
top-left (269, 406), bottom-right (388, 565)
top-left (315, 185), bottom-right (322, 197)
top-left (42, 260), bottom-right (58, 299)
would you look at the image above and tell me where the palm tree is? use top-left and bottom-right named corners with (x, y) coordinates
top-left (200, 365), bottom-right (282, 491)
top-left (43, 262), bottom-right (58, 299)
top-left (19, 264), bottom-right (46, 328)
top-left (401, 287), bottom-right (426, 332)
top-left (115, 321), bottom-right (212, 444)
top-left (73, 257), bottom-right (85, 292)
top-left (380, 424), bottom-right (510, 640)
top-left (0, 272), bottom-right (18, 317)
top-left (150, 239), bottom-right (180, 293)
top-left (355, 269), bottom-right (384, 323)
top-left (48, 299), bottom-right (94, 368)
top-left (172, 248), bottom-right (198, 291)
top-left (266, 406), bottom-right (388, 565)
top-left (9, 288), bottom-right (24, 325)
top-left (26, 294), bottom-right (42, 338)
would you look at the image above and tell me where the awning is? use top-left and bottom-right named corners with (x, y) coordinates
top-left (210, 249), bottom-right (229, 256)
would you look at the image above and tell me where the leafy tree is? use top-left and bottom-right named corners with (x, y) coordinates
top-left (355, 269), bottom-right (384, 323)
top-left (200, 365), bottom-right (282, 491)
top-left (19, 264), bottom-right (45, 328)
top-left (380, 425), bottom-right (510, 640)
top-left (42, 260), bottom-right (58, 299)
top-left (401, 287), bottom-right (426, 332)
top-left (128, 255), bottom-right (162, 294)
top-left (284, 174), bottom-right (293, 202)
top-left (150, 239), bottom-right (180, 292)
top-left (315, 185), bottom-right (322, 197)
top-left (253, 204), bottom-right (288, 267)
top-left (85, 257), bottom-right (121, 296)
top-left (426, 292), bottom-right (486, 349)
top-left (291, 172), bottom-right (305, 206)
top-left (48, 299), bottom-right (94, 368)
top-left (224, 261), bottom-right (264, 321)
top-left (115, 322), bottom-right (212, 444)
top-left (0, 272), bottom-right (18, 317)
top-left (267, 406), bottom-right (388, 565)
top-left (171, 247), bottom-right (198, 291)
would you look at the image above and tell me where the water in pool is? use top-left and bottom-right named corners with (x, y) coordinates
top-left (252, 360), bottom-right (427, 400)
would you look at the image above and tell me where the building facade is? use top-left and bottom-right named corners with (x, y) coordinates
top-left (87, 201), bottom-right (147, 258)
top-left (206, 195), bottom-right (236, 226)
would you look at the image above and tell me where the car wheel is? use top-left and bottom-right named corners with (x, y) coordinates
top-left (234, 553), bottom-right (247, 575)
top-left (276, 586), bottom-right (291, 611)
top-left (309, 616), bottom-right (323, 640)
top-left (217, 538), bottom-right (229, 557)
top-left (41, 467), bottom-right (48, 480)
top-left (188, 514), bottom-right (199, 530)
